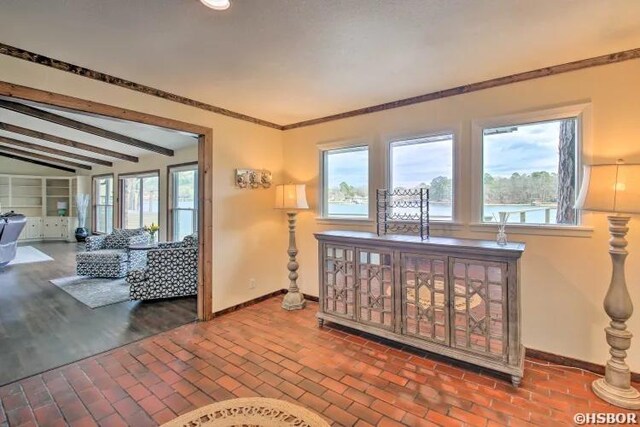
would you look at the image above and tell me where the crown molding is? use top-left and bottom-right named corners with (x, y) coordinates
top-left (2, 42), bottom-right (639, 132)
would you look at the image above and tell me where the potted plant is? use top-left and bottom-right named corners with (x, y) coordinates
top-left (145, 222), bottom-right (160, 243)
top-left (75, 194), bottom-right (90, 242)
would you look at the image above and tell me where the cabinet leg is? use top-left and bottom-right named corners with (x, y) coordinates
top-left (317, 318), bottom-right (325, 328)
top-left (511, 375), bottom-right (522, 387)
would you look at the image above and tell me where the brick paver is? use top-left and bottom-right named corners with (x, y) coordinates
top-left (0, 298), bottom-right (636, 426)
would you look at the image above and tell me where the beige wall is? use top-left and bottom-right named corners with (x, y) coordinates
top-left (0, 54), bottom-right (288, 312)
top-left (282, 59), bottom-right (640, 371)
top-left (90, 144), bottom-right (198, 242)
top-left (0, 156), bottom-right (76, 176)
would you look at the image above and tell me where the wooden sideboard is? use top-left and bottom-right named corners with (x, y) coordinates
top-left (315, 230), bottom-right (526, 386)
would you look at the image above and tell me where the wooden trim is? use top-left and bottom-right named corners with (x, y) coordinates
top-left (0, 144), bottom-right (91, 170)
top-left (0, 99), bottom-right (175, 156)
top-left (0, 43), bottom-right (283, 131)
top-left (0, 151), bottom-right (75, 173)
top-left (0, 134), bottom-right (112, 166)
top-left (198, 132), bottom-right (213, 320)
top-left (0, 83), bottom-right (214, 321)
top-left (117, 169), bottom-right (160, 229)
top-left (2, 45), bottom-right (639, 131)
top-left (525, 348), bottom-right (640, 383)
top-left (281, 48), bottom-right (640, 130)
top-left (91, 173), bottom-right (115, 235)
top-left (0, 122), bottom-right (138, 163)
top-left (167, 161), bottom-right (199, 242)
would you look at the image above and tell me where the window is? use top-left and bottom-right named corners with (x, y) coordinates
top-left (119, 171), bottom-right (159, 229)
top-left (92, 174), bottom-right (114, 234)
top-left (321, 146), bottom-right (369, 218)
top-left (169, 163), bottom-right (198, 241)
top-left (389, 134), bottom-right (454, 221)
top-left (482, 118), bottom-right (578, 225)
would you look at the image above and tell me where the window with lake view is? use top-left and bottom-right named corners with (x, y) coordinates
top-left (390, 134), bottom-right (454, 221)
top-left (482, 118), bottom-right (578, 225)
top-left (323, 146), bottom-right (369, 218)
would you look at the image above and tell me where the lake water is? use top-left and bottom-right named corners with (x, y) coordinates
top-left (328, 202), bottom-right (558, 224)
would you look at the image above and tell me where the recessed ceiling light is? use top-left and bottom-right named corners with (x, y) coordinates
top-left (200, 0), bottom-right (230, 10)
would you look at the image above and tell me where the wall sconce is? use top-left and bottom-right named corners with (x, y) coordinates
top-left (235, 169), bottom-right (272, 189)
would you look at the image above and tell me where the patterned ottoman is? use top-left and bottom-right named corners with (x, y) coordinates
top-left (76, 249), bottom-right (128, 278)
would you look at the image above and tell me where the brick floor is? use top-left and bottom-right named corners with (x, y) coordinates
top-left (0, 297), bottom-right (637, 426)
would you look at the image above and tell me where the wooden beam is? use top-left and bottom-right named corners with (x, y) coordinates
top-left (0, 99), bottom-right (175, 156)
top-left (0, 134), bottom-right (112, 167)
top-left (279, 48), bottom-right (640, 129)
top-left (0, 122), bottom-right (138, 162)
top-left (0, 43), bottom-right (283, 131)
top-left (0, 144), bottom-right (91, 170)
top-left (0, 151), bottom-right (75, 173)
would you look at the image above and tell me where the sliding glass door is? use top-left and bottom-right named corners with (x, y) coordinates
top-left (169, 163), bottom-right (198, 241)
top-left (93, 174), bottom-right (114, 234)
top-left (119, 171), bottom-right (159, 229)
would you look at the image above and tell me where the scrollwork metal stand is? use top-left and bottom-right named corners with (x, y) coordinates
top-left (376, 188), bottom-right (429, 240)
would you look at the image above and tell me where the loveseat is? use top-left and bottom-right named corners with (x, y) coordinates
top-left (0, 213), bottom-right (27, 268)
top-left (128, 234), bottom-right (198, 300)
top-left (76, 228), bottom-right (150, 278)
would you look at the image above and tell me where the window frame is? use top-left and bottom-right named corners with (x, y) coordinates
top-left (470, 103), bottom-right (593, 237)
top-left (91, 173), bottom-right (114, 235)
top-left (117, 169), bottom-right (160, 230)
top-left (167, 162), bottom-right (199, 241)
top-left (317, 139), bottom-right (374, 223)
top-left (385, 129), bottom-right (459, 224)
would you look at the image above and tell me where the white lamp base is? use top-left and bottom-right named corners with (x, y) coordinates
top-left (592, 378), bottom-right (640, 410)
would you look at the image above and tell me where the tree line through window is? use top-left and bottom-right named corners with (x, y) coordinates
top-left (321, 115), bottom-right (578, 226)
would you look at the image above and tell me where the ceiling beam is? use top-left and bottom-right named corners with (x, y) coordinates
top-left (0, 122), bottom-right (138, 162)
top-left (0, 145), bottom-right (91, 170)
top-left (0, 135), bottom-right (112, 167)
top-left (0, 151), bottom-right (75, 173)
top-left (0, 99), bottom-right (174, 156)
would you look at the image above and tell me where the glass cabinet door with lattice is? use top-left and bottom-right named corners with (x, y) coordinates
top-left (355, 249), bottom-right (394, 330)
top-left (401, 253), bottom-right (449, 344)
top-left (322, 245), bottom-right (356, 320)
top-left (449, 258), bottom-right (508, 360)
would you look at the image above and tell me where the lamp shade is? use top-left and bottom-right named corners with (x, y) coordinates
top-left (575, 162), bottom-right (640, 214)
top-left (275, 184), bottom-right (309, 210)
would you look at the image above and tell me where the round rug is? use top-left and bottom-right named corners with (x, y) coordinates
top-left (161, 397), bottom-right (330, 427)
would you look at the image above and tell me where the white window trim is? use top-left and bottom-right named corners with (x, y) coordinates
top-left (317, 138), bottom-right (374, 222)
top-left (383, 126), bottom-right (460, 224)
top-left (470, 102), bottom-right (594, 236)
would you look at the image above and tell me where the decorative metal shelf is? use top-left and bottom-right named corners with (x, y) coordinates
top-left (376, 188), bottom-right (429, 240)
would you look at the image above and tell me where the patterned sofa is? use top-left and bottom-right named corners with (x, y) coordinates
top-left (128, 234), bottom-right (198, 301)
top-left (76, 228), bottom-right (150, 278)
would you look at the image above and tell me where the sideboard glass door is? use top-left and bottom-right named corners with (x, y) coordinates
top-left (401, 253), bottom-right (449, 344)
top-left (450, 258), bottom-right (508, 360)
top-left (323, 245), bottom-right (356, 319)
top-left (356, 249), bottom-right (394, 330)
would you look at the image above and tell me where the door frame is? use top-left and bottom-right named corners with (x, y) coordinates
top-left (0, 81), bottom-right (214, 320)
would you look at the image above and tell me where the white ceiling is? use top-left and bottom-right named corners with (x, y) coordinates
top-left (0, 97), bottom-right (197, 169)
top-left (1, 0), bottom-right (639, 125)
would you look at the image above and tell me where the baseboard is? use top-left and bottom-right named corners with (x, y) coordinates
top-left (211, 289), bottom-right (319, 318)
top-left (526, 348), bottom-right (640, 383)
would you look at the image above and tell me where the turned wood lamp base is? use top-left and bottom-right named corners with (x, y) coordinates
top-left (593, 378), bottom-right (640, 410)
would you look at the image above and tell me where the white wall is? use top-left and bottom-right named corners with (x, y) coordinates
top-left (282, 59), bottom-right (640, 371)
top-left (0, 54), bottom-right (288, 312)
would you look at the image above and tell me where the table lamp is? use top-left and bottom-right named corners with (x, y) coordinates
top-left (275, 184), bottom-right (309, 310)
top-left (575, 160), bottom-right (640, 409)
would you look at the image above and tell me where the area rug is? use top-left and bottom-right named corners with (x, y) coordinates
top-left (161, 397), bottom-right (329, 427)
top-left (49, 275), bottom-right (130, 309)
top-left (8, 246), bottom-right (53, 265)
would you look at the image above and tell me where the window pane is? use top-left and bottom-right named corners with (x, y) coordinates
top-left (122, 177), bottom-right (142, 229)
top-left (325, 147), bottom-right (368, 217)
top-left (176, 170), bottom-right (197, 209)
top-left (171, 168), bottom-right (198, 240)
top-left (390, 135), bottom-right (453, 221)
top-left (174, 209), bottom-right (195, 241)
top-left (141, 176), bottom-right (159, 227)
top-left (482, 119), bottom-right (577, 225)
top-left (94, 176), bottom-right (113, 234)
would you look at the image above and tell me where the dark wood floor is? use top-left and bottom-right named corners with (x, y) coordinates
top-left (0, 241), bottom-right (197, 386)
